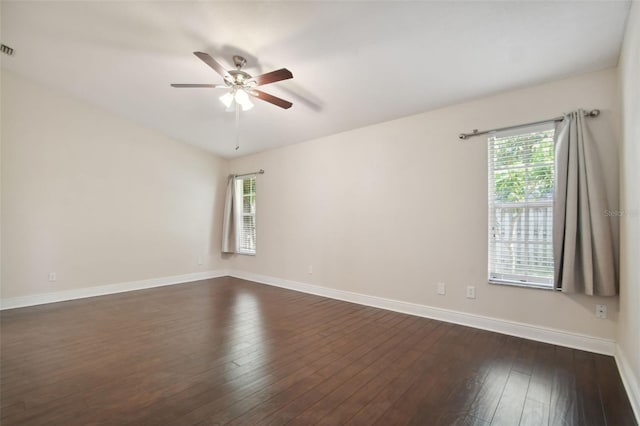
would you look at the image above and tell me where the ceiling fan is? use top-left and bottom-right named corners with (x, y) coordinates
top-left (171, 52), bottom-right (293, 110)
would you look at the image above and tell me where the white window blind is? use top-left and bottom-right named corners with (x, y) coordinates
top-left (236, 176), bottom-right (256, 255)
top-left (488, 123), bottom-right (555, 288)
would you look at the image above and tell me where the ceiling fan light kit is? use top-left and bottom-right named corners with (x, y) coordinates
top-left (171, 51), bottom-right (293, 150)
top-left (221, 88), bottom-right (254, 111)
top-left (219, 90), bottom-right (254, 111)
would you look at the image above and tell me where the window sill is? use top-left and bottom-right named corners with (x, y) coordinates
top-left (489, 279), bottom-right (556, 291)
top-left (236, 250), bottom-right (256, 256)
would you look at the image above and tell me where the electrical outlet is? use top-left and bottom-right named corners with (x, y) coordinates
top-left (48, 272), bottom-right (57, 282)
top-left (437, 282), bottom-right (446, 295)
top-left (197, 255), bottom-right (203, 266)
top-left (466, 286), bottom-right (476, 299)
top-left (307, 265), bottom-right (313, 275)
top-left (595, 304), bottom-right (607, 319)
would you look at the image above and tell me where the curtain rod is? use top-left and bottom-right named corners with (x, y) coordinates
top-left (232, 169), bottom-right (264, 178)
top-left (458, 109), bottom-right (600, 140)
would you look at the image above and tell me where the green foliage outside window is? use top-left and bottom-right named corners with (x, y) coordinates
top-left (492, 130), bottom-right (555, 203)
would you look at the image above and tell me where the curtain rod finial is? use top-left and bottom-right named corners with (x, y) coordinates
top-left (590, 109), bottom-right (600, 117)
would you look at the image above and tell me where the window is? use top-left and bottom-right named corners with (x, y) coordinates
top-left (236, 176), bottom-right (256, 255)
top-left (488, 123), bottom-right (555, 288)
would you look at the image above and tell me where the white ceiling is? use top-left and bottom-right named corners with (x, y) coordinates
top-left (0, 1), bottom-right (631, 158)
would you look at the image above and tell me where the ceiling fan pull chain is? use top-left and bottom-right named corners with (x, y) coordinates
top-left (235, 102), bottom-right (240, 151)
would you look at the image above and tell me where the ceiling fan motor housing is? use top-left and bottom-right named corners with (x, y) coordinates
top-left (228, 70), bottom-right (253, 85)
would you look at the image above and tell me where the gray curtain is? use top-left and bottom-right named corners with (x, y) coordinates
top-left (553, 110), bottom-right (617, 295)
top-left (221, 176), bottom-right (236, 253)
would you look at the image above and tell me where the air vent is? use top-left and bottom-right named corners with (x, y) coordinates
top-left (1, 44), bottom-right (15, 56)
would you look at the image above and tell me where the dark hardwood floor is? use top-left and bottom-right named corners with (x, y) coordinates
top-left (1, 277), bottom-right (636, 425)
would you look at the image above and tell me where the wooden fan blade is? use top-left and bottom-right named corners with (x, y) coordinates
top-left (170, 84), bottom-right (225, 88)
top-left (250, 89), bottom-right (293, 109)
top-left (252, 68), bottom-right (293, 86)
top-left (193, 52), bottom-right (230, 79)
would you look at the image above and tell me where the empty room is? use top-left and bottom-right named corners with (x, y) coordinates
top-left (1, 1), bottom-right (639, 425)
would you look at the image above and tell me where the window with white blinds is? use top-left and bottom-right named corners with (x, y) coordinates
top-left (488, 123), bottom-right (555, 288)
top-left (236, 176), bottom-right (256, 255)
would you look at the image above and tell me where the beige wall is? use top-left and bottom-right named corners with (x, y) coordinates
top-left (618, 0), bottom-right (640, 404)
top-left (0, 59), bottom-right (627, 345)
top-left (229, 68), bottom-right (621, 340)
top-left (1, 70), bottom-right (228, 299)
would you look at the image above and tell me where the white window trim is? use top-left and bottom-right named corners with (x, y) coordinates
top-left (487, 122), bottom-right (556, 290)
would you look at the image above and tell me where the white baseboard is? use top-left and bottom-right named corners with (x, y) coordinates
top-left (229, 269), bottom-right (617, 356)
top-left (616, 345), bottom-right (640, 422)
top-left (0, 268), bottom-right (619, 357)
top-left (0, 270), bottom-right (229, 310)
